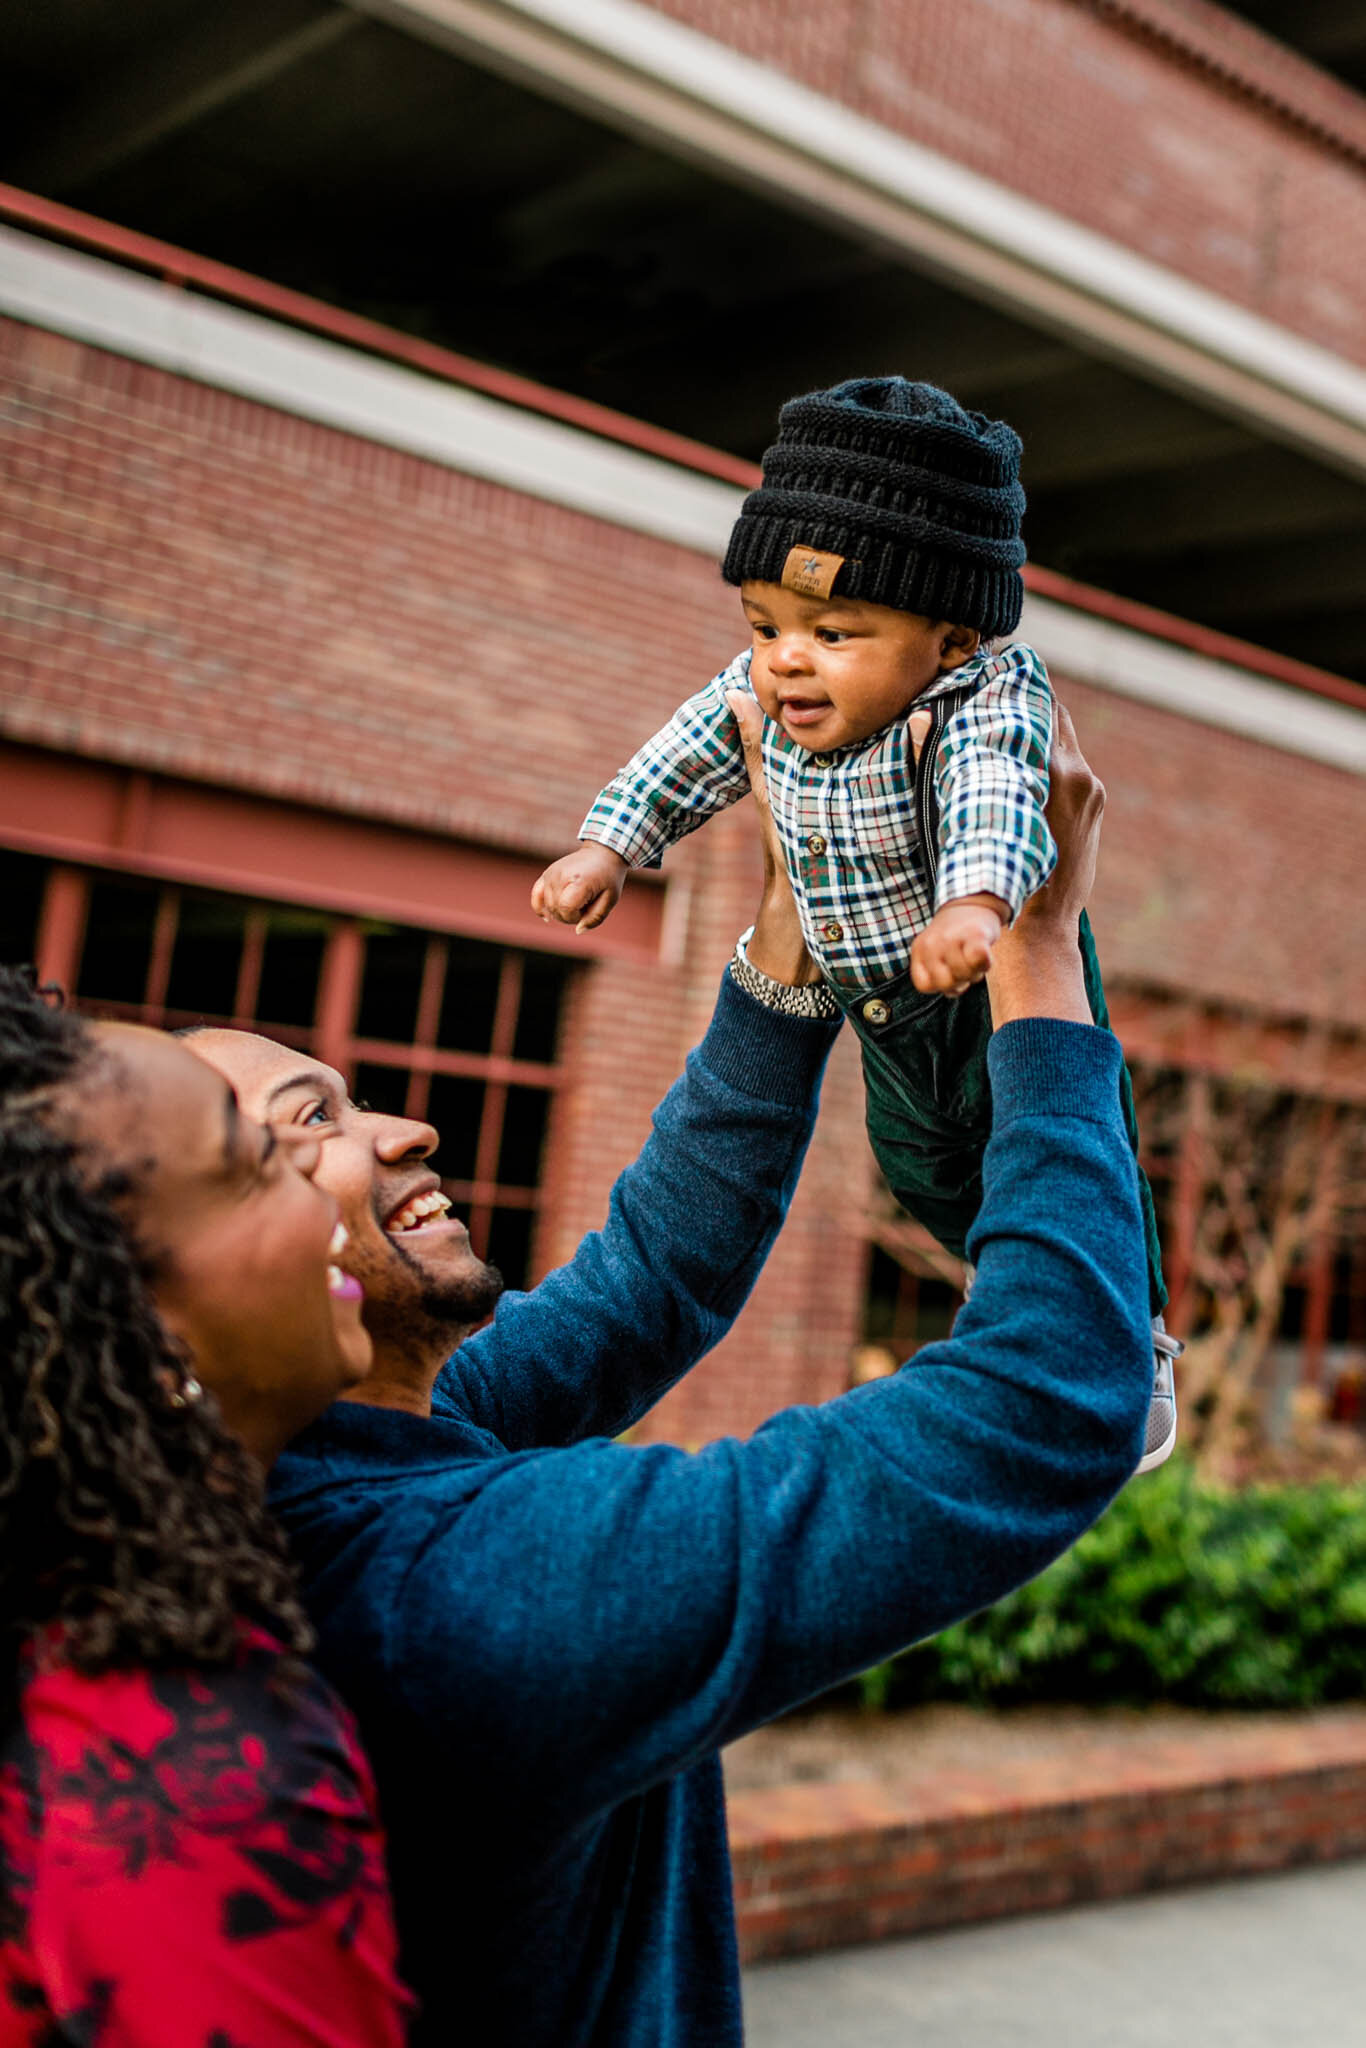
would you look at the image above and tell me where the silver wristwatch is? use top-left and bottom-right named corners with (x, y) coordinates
top-left (730, 926), bottom-right (841, 1020)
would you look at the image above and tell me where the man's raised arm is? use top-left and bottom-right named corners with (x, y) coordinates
top-left (389, 719), bottom-right (1151, 1833)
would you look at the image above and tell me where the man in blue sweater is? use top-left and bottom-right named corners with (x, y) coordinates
top-left (192, 706), bottom-right (1152, 2046)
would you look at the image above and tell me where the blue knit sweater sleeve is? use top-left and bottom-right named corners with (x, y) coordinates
top-left (389, 1021), bottom-right (1152, 1837)
top-left (435, 967), bottom-right (841, 1448)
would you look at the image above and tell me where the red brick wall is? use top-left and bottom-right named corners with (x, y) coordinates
top-left (0, 312), bottom-right (869, 1441)
top-left (636, 0), bottom-right (1366, 370)
top-left (0, 321), bottom-right (742, 852)
top-left (3, 314), bottom-right (1364, 1437)
top-left (1049, 675), bottom-right (1366, 1031)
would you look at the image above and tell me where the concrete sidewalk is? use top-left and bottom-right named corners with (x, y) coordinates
top-left (743, 1857), bottom-right (1366, 2046)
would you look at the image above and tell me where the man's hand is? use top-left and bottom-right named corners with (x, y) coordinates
top-left (727, 690), bottom-right (823, 987)
top-left (987, 701), bottom-right (1105, 1028)
top-left (1016, 699), bottom-right (1105, 937)
top-left (532, 844), bottom-right (628, 933)
top-left (911, 896), bottom-right (1006, 996)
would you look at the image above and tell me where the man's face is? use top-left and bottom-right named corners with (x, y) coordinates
top-left (187, 1032), bottom-right (502, 1370)
top-left (741, 581), bottom-right (979, 752)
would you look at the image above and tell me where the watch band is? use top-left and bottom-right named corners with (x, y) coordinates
top-left (730, 927), bottom-right (841, 1020)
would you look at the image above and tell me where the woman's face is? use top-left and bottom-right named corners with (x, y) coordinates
top-left (76, 1024), bottom-right (372, 1466)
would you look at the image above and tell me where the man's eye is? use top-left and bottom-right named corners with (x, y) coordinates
top-left (301, 1102), bottom-right (333, 1127)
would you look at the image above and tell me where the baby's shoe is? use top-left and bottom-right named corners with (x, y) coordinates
top-left (1136, 1318), bottom-right (1182, 1475)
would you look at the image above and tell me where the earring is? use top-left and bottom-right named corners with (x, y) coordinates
top-left (170, 1371), bottom-right (204, 1409)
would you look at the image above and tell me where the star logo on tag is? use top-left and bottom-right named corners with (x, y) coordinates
top-left (781, 545), bottom-right (846, 599)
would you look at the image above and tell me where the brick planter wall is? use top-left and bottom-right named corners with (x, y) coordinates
top-left (729, 1721), bottom-right (1366, 1961)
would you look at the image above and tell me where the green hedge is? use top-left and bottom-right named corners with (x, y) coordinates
top-left (860, 1460), bottom-right (1366, 1712)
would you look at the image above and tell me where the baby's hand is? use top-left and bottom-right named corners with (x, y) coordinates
top-left (910, 896), bottom-right (1007, 996)
top-left (532, 844), bottom-right (629, 933)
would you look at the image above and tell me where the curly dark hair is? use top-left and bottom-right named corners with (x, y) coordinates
top-left (0, 965), bottom-right (312, 1687)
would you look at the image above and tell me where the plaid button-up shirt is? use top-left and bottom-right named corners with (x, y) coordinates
top-left (581, 641), bottom-right (1056, 992)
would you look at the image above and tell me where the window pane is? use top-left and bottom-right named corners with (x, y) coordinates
top-left (351, 1061), bottom-right (413, 1119)
top-left (426, 1072), bottom-right (484, 1185)
top-left (862, 1244), bottom-right (905, 1349)
top-left (513, 953), bottom-right (570, 1063)
top-left (437, 939), bottom-right (503, 1054)
top-left (78, 878), bottom-right (160, 1005)
top-left (486, 1206), bottom-right (535, 1292)
top-left (862, 1243), bottom-right (959, 1358)
top-left (1329, 1249), bottom-right (1354, 1345)
top-left (1279, 1284), bottom-right (1306, 1340)
top-left (0, 851), bottom-right (48, 968)
top-left (497, 1085), bottom-right (550, 1187)
top-left (357, 927), bottom-right (427, 1043)
top-left (164, 891), bottom-right (245, 1022)
top-left (258, 913), bottom-right (329, 1029)
top-left (907, 1279), bottom-right (960, 1351)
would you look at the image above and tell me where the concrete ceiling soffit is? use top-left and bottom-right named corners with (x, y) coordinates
top-left (340, 0), bottom-right (1366, 483)
top-left (8, 4), bottom-right (362, 195)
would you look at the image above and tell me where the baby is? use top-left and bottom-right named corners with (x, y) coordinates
top-left (534, 378), bottom-right (1177, 1472)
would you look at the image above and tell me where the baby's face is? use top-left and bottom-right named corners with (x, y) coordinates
top-left (740, 583), bottom-right (979, 752)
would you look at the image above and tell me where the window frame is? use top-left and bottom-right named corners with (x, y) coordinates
top-left (19, 857), bottom-right (569, 1278)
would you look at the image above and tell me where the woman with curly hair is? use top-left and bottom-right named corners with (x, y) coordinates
top-left (0, 965), bottom-right (409, 2046)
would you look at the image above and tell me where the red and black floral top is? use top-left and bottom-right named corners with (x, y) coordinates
top-left (0, 1627), bottom-right (411, 2047)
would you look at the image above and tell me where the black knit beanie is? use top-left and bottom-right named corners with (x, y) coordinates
top-left (722, 377), bottom-right (1026, 638)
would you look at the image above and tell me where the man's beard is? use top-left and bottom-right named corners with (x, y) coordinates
top-left (415, 1260), bottom-right (505, 1332)
top-left (381, 1227), bottom-right (505, 1349)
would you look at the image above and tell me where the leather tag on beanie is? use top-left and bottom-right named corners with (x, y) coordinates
top-left (781, 545), bottom-right (845, 599)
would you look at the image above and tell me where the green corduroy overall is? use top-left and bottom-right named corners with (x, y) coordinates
top-left (837, 678), bottom-right (1167, 1316)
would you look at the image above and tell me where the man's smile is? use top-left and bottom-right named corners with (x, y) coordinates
top-left (383, 1177), bottom-right (462, 1237)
